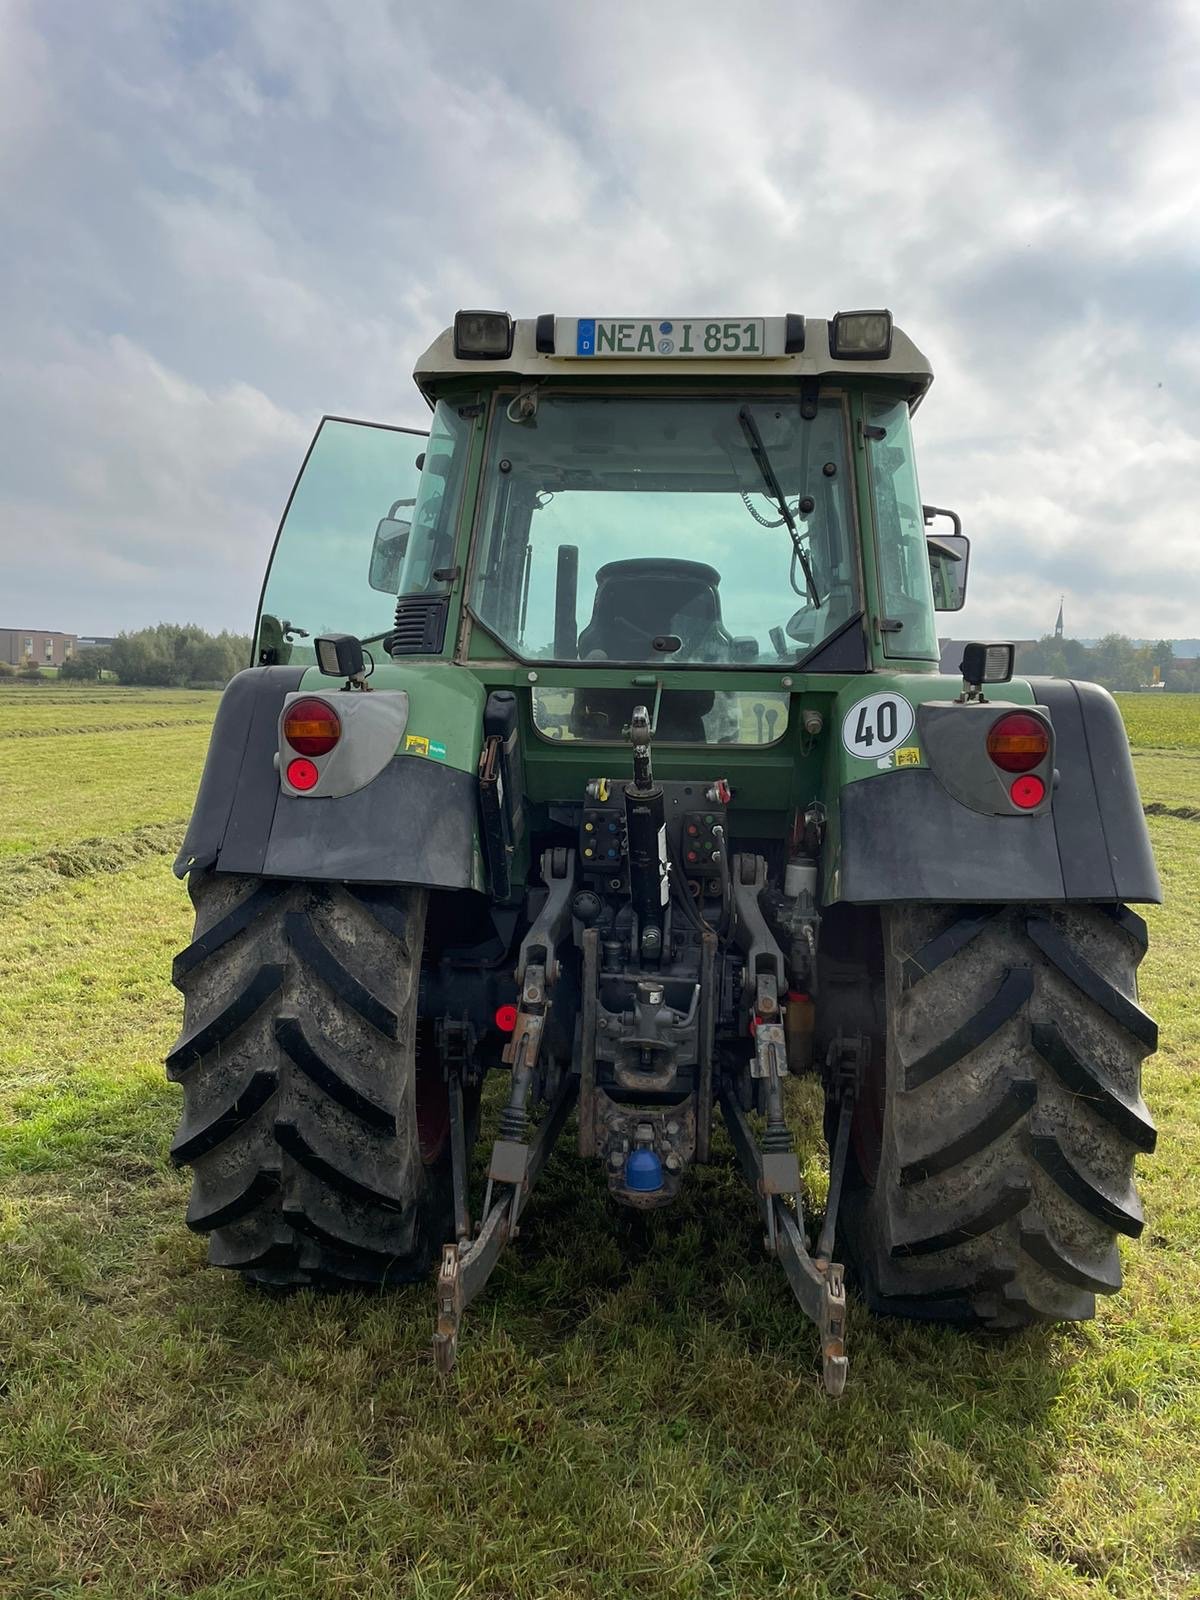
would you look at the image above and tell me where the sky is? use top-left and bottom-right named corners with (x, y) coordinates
top-left (2, 0), bottom-right (1198, 644)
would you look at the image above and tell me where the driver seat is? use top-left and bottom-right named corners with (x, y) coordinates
top-left (577, 558), bottom-right (724, 660)
top-left (574, 558), bottom-right (722, 741)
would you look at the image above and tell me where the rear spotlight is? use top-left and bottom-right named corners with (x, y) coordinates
top-left (494, 1003), bottom-right (519, 1033)
top-left (286, 757), bottom-right (320, 791)
top-left (1010, 774), bottom-right (1046, 809)
top-left (454, 309), bottom-right (514, 360)
top-left (961, 642), bottom-right (1016, 688)
top-left (830, 309), bottom-right (893, 359)
top-left (315, 633), bottom-right (365, 679)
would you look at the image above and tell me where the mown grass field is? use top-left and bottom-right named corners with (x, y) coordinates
top-left (1, 685), bottom-right (1198, 1599)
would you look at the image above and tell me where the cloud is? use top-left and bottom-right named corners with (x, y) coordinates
top-left (2, 331), bottom-right (307, 632)
top-left (1, 0), bottom-right (1198, 642)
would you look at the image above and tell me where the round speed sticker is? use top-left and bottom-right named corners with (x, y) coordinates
top-left (841, 691), bottom-right (916, 760)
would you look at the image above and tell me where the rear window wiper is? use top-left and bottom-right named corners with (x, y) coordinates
top-left (737, 407), bottom-right (820, 608)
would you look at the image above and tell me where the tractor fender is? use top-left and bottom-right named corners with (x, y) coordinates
top-left (175, 665), bottom-right (483, 890)
top-left (832, 677), bottom-right (1161, 906)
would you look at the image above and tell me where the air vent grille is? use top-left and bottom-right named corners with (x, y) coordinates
top-left (385, 595), bottom-right (449, 656)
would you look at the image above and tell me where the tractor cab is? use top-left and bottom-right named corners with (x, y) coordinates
top-left (256, 310), bottom-right (964, 698)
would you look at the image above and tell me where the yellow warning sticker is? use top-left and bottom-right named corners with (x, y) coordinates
top-left (404, 734), bottom-right (430, 757)
top-left (895, 746), bottom-right (922, 767)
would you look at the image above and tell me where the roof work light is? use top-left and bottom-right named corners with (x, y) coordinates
top-left (454, 309), bottom-right (515, 360)
top-left (829, 309), bottom-right (893, 359)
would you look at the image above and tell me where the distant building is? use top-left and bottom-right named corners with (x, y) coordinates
top-left (75, 636), bottom-right (115, 652)
top-left (0, 628), bottom-right (78, 667)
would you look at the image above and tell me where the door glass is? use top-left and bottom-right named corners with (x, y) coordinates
top-left (256, 418), bottom-right (427, 666)
top-left (865, 400), bottom-right (939, 660)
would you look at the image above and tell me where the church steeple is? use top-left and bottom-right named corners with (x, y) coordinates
top-left (1054, 596), bottom-right (1064, 640)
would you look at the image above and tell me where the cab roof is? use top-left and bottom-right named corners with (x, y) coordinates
top-left (413, 313), bottom-right (933, 407)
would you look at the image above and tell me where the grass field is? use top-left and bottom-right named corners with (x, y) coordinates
top-left (1, 686), bottom-right (1199, 1599)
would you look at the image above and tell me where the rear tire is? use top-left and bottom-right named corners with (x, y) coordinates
top-left (840, 903), bottom-right (1157, 1327)
top-left (167, 872), bottom-right (458, 1287)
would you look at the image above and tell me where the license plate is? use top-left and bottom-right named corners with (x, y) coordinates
top-left (575, 318), bottom-right (766, 358)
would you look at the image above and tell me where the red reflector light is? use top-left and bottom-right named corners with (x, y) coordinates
top-left (494, 1003), bottom-right (518, 1033)
top-left (1010, 774), bottom-right (1046, 809)
top-left (986, 711), bottom-right (1049, 773)
top-left (283, 697), bottom-right (341, 756)
top-left (286, 757), bottom-right (320, 791)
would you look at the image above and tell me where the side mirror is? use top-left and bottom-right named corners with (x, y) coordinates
top-left (924, 506), bottom-right (969, 612)
top-left (369, 501), bottom-right (414, 594)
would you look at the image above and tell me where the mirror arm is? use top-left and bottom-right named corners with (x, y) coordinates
top-left (922, 504), bottom-right (962, 538)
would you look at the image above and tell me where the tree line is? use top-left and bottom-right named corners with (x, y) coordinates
top-left (1018, 634), bottom-right (1200, 692)
top-left (85, 624), bottom-right (251, 686)
top-left (0, 625), bottom-right (252, 687)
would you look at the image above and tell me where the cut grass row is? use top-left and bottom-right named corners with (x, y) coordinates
top-left (0, 687), bottom-right (220, 736)
top-left (0, 726), bottom-right (210, 861)
top-left (0, 685), bottom-right (1198, 1597)
top-left (1, 825), bottom-right (1197, 1598)
top-left (1114, 691), bottom-right (1200, 751)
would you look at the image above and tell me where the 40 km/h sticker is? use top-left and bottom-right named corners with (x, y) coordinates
top-left (841, 691), bottom-right (916, 760)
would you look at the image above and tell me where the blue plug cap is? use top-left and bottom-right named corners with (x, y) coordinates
top-left (624, 1148), bottom-right (664, 1192)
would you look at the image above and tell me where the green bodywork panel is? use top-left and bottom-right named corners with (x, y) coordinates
top-left (299, 659), bottom-right (486, 775)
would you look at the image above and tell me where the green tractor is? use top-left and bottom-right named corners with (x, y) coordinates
top-left (169, 310), bottom-right (1159, 1392)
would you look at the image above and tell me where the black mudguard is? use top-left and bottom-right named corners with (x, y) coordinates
top-left (175, 667), bottom-right (478, 889)
top-left (836, 678), bottom-right (1161, 905)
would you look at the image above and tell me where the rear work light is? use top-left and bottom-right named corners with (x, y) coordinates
top-left (986, 711), bottom-right (1049, 774)
top-left (283, 697), bottom-right (341, 757)
top-left (830, 309), bottom-right (893, 359)
top-left (454, 309), bottom-right (514, 360)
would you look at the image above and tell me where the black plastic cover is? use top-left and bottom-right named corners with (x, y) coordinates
top-left (797, 612), bottom-right (869, 673)
top-left (838, 769), bottom-right (1064, 903)
top-left (1028, 678), bottom-right (1160, 902)
top-left (483, 689), bottom-right (518, 739)
top-left (175, 665), bottom-right (477, 890)
top-left (837, 678), bottom-right (1161, 905)
top-left (174, 666), bottom-right (305, 876)
top-left (262, 758), bottom-right (477, 887)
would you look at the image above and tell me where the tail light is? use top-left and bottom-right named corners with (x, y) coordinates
top-left (1010, 774), bottom-right (1046, 809)
top-left (283, 697), bottom-right (341, 757)
top-left (986, 711), bottom-right (1049, 774)
top-left (286, 758), bottom-right (320, 791)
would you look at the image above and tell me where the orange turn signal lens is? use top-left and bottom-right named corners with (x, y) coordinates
top-left (283, 697), bottom-right (341, 757)
top-left (986, 711), bottom-right (1049, 774)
